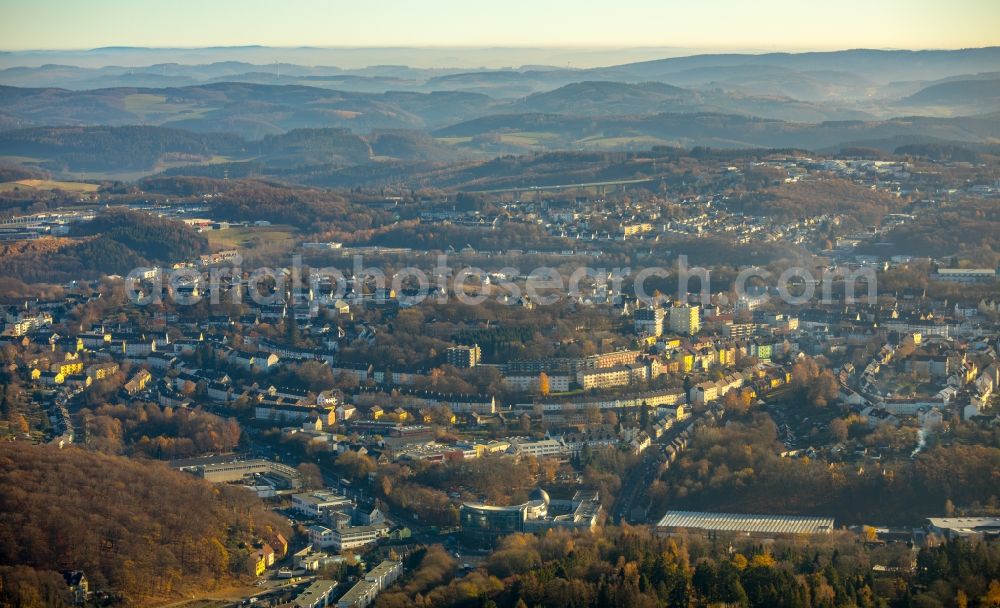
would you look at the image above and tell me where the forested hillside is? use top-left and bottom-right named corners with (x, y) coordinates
top-left (0, 237), bottom-right (147, 283)
top-left (375, 528), bottom-right (1000, 608)
top-left (736, 178), bottom-right (901, 225)
top-left (71, 207), bottom-right (209, 262)
top-left (0, 443), bottom-right (290, 604)
top-left (80, 403), bottom-right (242, 460)
top-left (0, 125), bottom-right (245, 172)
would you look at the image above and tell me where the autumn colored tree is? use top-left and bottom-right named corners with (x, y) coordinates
top-left (538, 372), bottom-right (550, 396)
top-left (335, 450), bottom-right (376, 482)
top-left (722, 389), bottom-right (750, 415)
top-left (297, 463), bottom-right (324, 489)
top-left (829, 418), bottom-right (849, 442)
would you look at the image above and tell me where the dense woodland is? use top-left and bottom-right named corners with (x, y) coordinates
top-left (0, 126), bottom-right (245, 172)
top-left (735, 178), bottom-right (901, 225)
top-left (0, 237), bottom-right (148, 283)
top-left (861, 198), bottom-right (1000, 267)
top-left (79, 402), bottom-right (242, 459)
top-left (375, 527), bottom-right (1000, 608)
top-left (0, 124), bottom-right (453, 175)
top-left (0, 162), bottom-right (48, 183)
top-left (200, 180), bottom-right (399, 232)
top-left (71, 208), bottom-right (209, 263)
top-left (652, 413), bottom-right (1000, 525)
top-left (0, 443), bottom-right (290, 606)
top-left (894, 143), bottom-right (983, 163)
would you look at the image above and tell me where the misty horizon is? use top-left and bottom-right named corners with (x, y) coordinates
top-left (3, 44), bottom-right (1000, 73)
top-left (2, 0), bottom-right (997, 61)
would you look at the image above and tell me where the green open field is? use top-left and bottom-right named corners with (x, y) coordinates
top-left (153, 154), bottom-right (241, 172)
top-left (497, 131), bottom-right (560, 146)
top-left (0, 179), bottom-right (100, 193)
top-left (438, 132), bottom-right (674, 151)
top-left (577, 135), bottom-right (671, 148)
top-left (435, 136), bottom-right (474, 145)
top-left (205, 225), bottom-right (298, 250)
top-left (123, 93), bottom-right (168, 113)
top-left (68, 153), bottom-right (247, 182)
top-left (122, 93), bottom-right (213, 122)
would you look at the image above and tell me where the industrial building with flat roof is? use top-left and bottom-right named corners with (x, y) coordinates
top-left (927, 517), bottom-right (1000, 540)
top-left (291, 490), bottom-right (353, 518)
top-left (172, 455), bottom-right (302, 489)
top-left (656, 511), bottom-right (835, 538)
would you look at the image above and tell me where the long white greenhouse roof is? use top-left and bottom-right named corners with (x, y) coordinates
top-left (656, 510), bottom-right (835, 535)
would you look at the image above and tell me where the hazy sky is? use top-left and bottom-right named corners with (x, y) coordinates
top-left (1, 0), bottom-right (998, 52)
